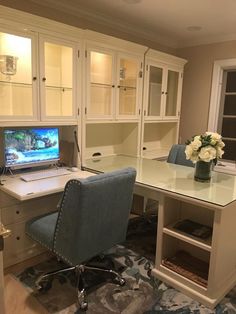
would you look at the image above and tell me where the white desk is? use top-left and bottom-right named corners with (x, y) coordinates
top-left (0, 169), bottom-right (94, 201)
top-left (83, 155), bottom-right (236, 309)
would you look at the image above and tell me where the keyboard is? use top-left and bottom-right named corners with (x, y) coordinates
top-left (20, 168), bottom-right (71, 182)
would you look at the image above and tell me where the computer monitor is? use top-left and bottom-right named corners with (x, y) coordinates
top-left (4, 127), bottom-right (60, 169)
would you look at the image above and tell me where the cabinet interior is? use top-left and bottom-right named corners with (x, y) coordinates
top-left (142, 122), bottom-right (178, 159)
top-left (0, 31), bottom-right (32, 116)
top-left (163, 197), bottom-right (214, 229)
top-left (85, 122), bottom-right (139, 159)
top-left (162, 234), bottom-right (211, 264)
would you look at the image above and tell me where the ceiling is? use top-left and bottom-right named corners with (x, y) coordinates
top-left (1, 0), bottom-right (236, 49)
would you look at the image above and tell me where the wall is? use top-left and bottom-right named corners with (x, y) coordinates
top-left (177, 40), bottom-right (236, 143)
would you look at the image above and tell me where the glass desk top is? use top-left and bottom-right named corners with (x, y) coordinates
top-left (83, 155), bottom-right (236, 207)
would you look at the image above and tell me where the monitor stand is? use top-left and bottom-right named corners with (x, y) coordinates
top-left (2, 166), bottom-right (14, 176)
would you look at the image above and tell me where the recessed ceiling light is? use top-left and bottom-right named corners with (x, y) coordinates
top-left (186, 26), bottom-right (202, 32)
top-left (123, 0), bottom-right (142, 4)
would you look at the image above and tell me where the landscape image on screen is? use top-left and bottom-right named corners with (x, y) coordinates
top-left (4, 128), bottom-right (59, 167)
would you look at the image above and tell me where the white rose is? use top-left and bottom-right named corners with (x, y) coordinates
top-left (191, 137), bottom-right (202, 151)
top-left (185, 145), bottom-right (193, 160)
top-left (199, 146), bottom-right (216, 162)
top-left (218, 140), bottom-right (225, 148)
top-left (216, 147), bottom-right (224, 158)
top-left (185, 145), bottom-right (199, 163)
top-left (206, 132), bottom-right (221, 141)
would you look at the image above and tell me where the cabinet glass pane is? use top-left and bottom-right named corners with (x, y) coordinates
top-left (119, 58), bottom-right (137, 115)
top-left (89, 51), bottom-right (113, 116)
top-left (90, 85), bottom-right (112, 115)
top-left (45, 88), bottom-right (72, 116)
top-left (148, 66), bottom-right (162, 116)
top-left (91, 51), bottom-right (112, 84)
top-left (0, 32), bottom-right (32, 116)
top-left (165, 70), bottom-right (178, 116)
top-left (44, 42), bottom-right (73, 116)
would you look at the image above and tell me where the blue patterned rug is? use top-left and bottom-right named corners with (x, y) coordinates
top-left (16, 216), bottom-right (236, 313)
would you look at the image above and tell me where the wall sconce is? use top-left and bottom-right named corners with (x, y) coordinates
top-left (0, 55), bottom-right (18, 77)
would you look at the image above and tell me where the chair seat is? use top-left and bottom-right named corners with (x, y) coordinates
top-left (26, 212), bottom-right (58, 250)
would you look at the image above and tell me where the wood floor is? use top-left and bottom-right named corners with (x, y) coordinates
top-left (4, 253), bottom-right (51, 314)
top-left (4, 274), bottom-right (48, 314)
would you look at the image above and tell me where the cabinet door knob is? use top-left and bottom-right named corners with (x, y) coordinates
top-left (16, 210), bottom-right (20, 215)
top-left (42, 77), bottom-right (46, 82)
top-left (161, 91), bottom-right (165, 94)
top-left (112, 85), bottom-right (115, 88)
top-left (32, 77), bottom-right (37, 81)
top-left (117, 85), bottom-right (120, 88)
top-left (16, 236), bottom-right (20, 240)
top-left (165, 92), bottom-right (168, 95)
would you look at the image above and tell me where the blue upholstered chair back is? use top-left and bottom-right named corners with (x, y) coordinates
top-left (167, 144), bottom-right (194, 167)
top-left (53, 167), bottom-right (136, 266)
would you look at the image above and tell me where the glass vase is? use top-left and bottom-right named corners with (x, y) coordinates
top-left (194, 160), bottom-right (213, 182)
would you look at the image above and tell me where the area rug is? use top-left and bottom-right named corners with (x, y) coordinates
top-left (15, 215), bottom-right (236, 313)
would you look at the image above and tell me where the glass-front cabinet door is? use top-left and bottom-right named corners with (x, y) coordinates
top-left (86, 47), bottom-right (141, 120)
top-left (40, 36), bottom-right (77, 121)
top-left (0, 29), bottom-right (37, 120)
top-left (144, 62), bottom-right (181, 120)
top-left (87, 48), bottom-right (114, 119)
top-left (116, 55), bottom-right (140, 119)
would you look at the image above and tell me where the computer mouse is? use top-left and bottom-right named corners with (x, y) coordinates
top-left (71, 167), bottom-right (79, 172)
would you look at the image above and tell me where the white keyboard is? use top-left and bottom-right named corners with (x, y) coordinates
top-left (20, 168), bottom-right (71, 182)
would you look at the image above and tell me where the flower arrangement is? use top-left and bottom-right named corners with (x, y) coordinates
top-left (185, 132), bottom-right (225, 163)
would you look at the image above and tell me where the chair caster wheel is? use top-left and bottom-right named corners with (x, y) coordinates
top-left (114, 276), bottom-right (126, 286)
top-left (36, 280), bottom-right (52, 292)
top-left (79, 301), bottom-right (88, 311)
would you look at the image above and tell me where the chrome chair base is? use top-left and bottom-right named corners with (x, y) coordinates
top-left (35, 263), bottom-right (126, 311)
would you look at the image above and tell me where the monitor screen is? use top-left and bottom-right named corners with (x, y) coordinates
top-left (4, 127), bottom-right (60, 168)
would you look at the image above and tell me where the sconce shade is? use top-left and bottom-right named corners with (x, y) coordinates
top-left (0, 55), bottom-right (18, 75)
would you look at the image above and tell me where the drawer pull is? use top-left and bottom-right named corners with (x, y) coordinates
top-left (16, 211), bottom-right (20, 214)
top-left (16, 236), bottom-right (20, 240)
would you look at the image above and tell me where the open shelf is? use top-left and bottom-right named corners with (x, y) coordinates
top-left (162, 197), bottom-right (214, 250)
top-left (142, 121), bottom-right (178, 159)
top-left (163, 222), bottom-right (212, 252)
top-left (85, 122), bottom-right (139, 159)
top-left (161, 234), bottom-right (210, 288)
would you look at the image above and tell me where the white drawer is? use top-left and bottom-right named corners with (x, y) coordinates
top-left (0, 190), bottom-right (19, 208)
top-left (1, 193), bottom-right (61, 225)
top-left (3, 220), bottom-right (46, 268)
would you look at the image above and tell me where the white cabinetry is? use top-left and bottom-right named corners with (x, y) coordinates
top-left (141, 50), bottom-right (187, 159)
top-left (39, 35), bottom-right (79, 122)
top-left (0, 27), bottom-right (37, 121)
top-left (83, 34), bottom-right (145, 160)
top-left (0, 25), bottom-right (81, 124)
top-left (85, 44), bottom-right (143, 121)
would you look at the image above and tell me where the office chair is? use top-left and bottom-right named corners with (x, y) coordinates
top-left (142, 145), bottom-right (194, 216)
top-left (25, 167), bottom-right (136, 311)
top-left (167, 144), bottom-right (194, 167)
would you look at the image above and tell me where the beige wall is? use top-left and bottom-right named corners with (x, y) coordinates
top-left (177, 40), bottom-right (236, 143)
